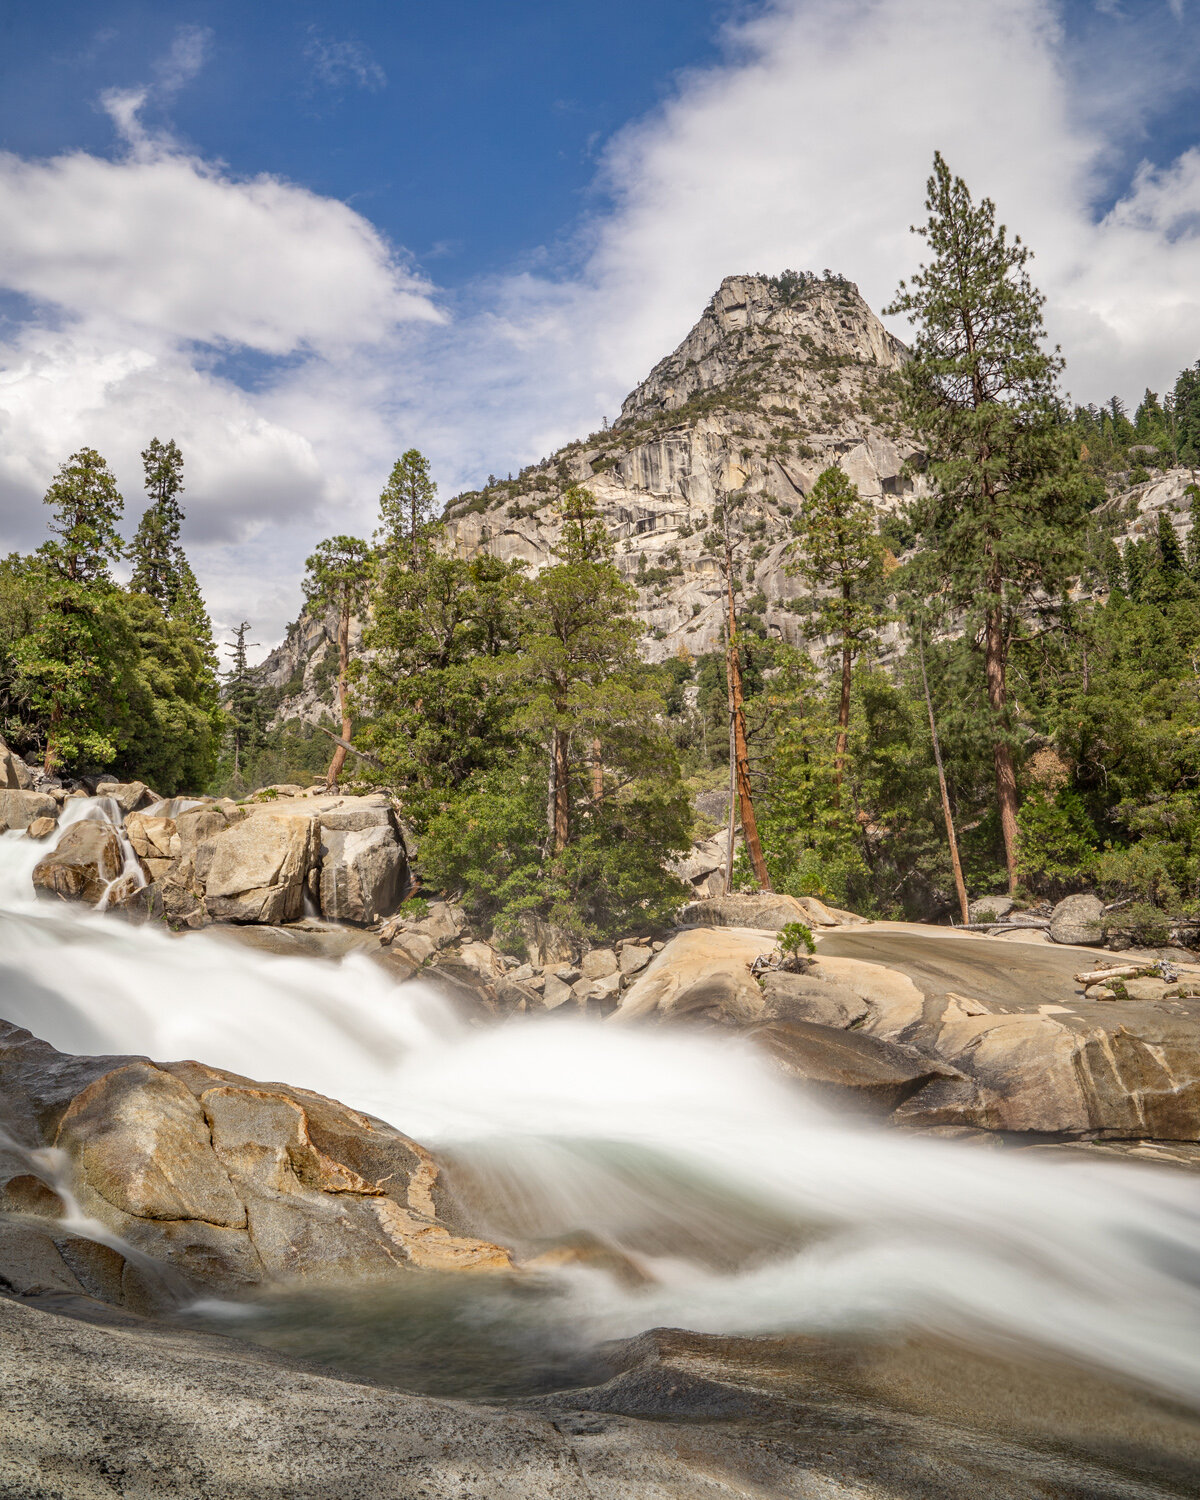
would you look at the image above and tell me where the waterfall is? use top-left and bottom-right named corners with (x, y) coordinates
top-left (3, 801), bottom-right (1200, 1405)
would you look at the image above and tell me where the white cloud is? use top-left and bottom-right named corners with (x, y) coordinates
top-left (304, 29), bottom-right (387, 92)
top-left (392, 0), bottom-right (1200, 476)
top-left (0, 31), bottom-right (441, 648)
top-left (4, 0), bottom-right (1200, 655)
top-left (0, 148), bottom-right (437, 353)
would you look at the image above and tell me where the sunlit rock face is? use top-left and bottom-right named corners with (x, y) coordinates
top-left (256, 272), bottom-right (918, 725)
top-left (443, 272), bottom-right (917, 664)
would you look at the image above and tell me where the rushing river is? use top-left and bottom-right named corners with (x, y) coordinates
top-left (3, 802), bottom-right (1200, 1407)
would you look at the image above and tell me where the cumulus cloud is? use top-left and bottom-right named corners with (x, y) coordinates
top-left (0, 28), bottom-right (440, 646)
top-left (0, 148), bottom-right (436, 352)
top-left (386, 0), bottom-right (1200, 489)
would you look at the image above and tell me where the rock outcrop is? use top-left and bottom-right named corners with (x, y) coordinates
top-left (0, 788), bottom-right (56, 832)
top-left (318, 803), bottom-right (408, 924)
top-left (0, 736), bottom-right (33, 791)
top-left (1048, 892), bottom-right (1105, 946)
top-left (258, 273), bottom-right (917, 727)
top-left (620, 925), bottom-right (1200, 1140)
top-left (194, 811), bottom-right (319, 924)
top-left (0, 1020), bottom-right (511, 1308)
top-left (9, 1297), bottom-right (1186, 1500)
top-left (31, 820), bottom-right (123, 903)
top-left (439, 274), bottom-right (914, 668)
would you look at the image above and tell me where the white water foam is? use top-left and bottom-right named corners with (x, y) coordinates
top-left (2, 801), bottom-right (1200, 1404)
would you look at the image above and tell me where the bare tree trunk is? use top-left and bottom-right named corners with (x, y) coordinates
top-left (590, 736), bottom-right (603, 805)
top-left (325, 602), bottom-right (351, 788)
top-left (918, 624), bottom-right (969, 925)
top-left (724, 538), bottom-right (772, 891)
top-left (725, 641), bottom-right (737, 895)
top-left (546, 739), bottom-right (557, 851)
top-left (553, 729), bottom-right (570, 854)
top-left (833, 585), bottom-right (852, 808)
top-left (985, 601), bottom-right (1020, 892)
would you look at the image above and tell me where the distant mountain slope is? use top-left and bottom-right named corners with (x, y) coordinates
top-left (442, 271), bottom-right (915, 661)
top-left (255, 271), bottom-right (1200, 726)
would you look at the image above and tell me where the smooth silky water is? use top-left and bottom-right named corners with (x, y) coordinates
top-left (3, 803), bottom-right (1200, 1411)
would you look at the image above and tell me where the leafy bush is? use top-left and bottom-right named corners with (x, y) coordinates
top-left (1101, 901), bottom-right (1172, 949)
top-left (1015, 788), bottom-right (1097, 898)
top-left (1096, 838), bottom-right (1181, 908)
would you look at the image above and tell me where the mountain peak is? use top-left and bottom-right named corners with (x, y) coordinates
top-left (618, 271), bottom-right (905, 426)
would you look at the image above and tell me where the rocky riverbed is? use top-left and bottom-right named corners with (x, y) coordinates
top-left (6, 790), bottom-right (1200, 1496)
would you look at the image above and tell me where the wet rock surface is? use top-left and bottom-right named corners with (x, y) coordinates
top-left (2, 1296), bottom-right (1196, 1499)
top-left (31, 820), bottom-right (123, 903)
top-left (0, 1020), bottom-right (511, 1309)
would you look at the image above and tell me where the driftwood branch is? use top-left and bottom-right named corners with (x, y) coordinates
top-left (961, 919), bottom-right (1052, 934)
top-left (314, 726), bottom-right (385, 770)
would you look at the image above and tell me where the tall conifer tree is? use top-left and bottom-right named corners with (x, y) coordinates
top-left (789, 465), bottom-right (885, 804)
top-left (130, 438), bottom-right (185, 605)
top-left (888, 153), bottom-right (1094, 891)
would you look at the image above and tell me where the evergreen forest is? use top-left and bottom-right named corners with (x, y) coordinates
top-left (4, 154), bottom-right (1200, 948)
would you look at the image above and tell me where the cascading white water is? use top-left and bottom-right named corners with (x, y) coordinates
top-left (3, 799), bottom-right (1200, 1406)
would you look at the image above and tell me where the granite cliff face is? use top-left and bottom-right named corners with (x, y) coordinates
top-left (443, 272), bottom-right (915, 663)
top-left (257, 269), bottom-right (1200, 723)
top-left (260, 270), bottom-right (917, 721)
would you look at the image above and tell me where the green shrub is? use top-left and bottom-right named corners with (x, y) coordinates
top-left (1015, 788), bottom-right (1097, 898)
top-left (1102, 901), bottom-right (1171, 949)
top-left (778, 921), bottom-right (815, 957)
top-left (1096, 839), bottom-right (1181, 908)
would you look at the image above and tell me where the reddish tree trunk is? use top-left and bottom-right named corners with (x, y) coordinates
top-left (724, 547), bottom-right (772, 892)
top-left (918, 625), bottom-right (970, 925)
top-left (553, 728), bottom-right (570, 853)
top-left (985, 601), bottom-right (1020, 892)
top-left (325, 602), bottom-right (351, 788)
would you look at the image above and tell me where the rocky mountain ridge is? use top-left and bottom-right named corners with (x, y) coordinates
top-left (256, 271), bottom-right (1200, 727)
top-left (258, 270), bottom-right (917, 723)
top-left (443, 271), bottom-right (915, 665)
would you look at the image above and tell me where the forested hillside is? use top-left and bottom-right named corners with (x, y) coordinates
top-left (4, 153), bottom-right (1200, 947)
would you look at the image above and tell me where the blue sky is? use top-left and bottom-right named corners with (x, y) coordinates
top-left (2, 1), bottom-right (1200, 646)
top-left (0, 2), bottom-right (733, 283)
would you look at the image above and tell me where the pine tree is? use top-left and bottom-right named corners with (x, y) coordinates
top-left (1175, 362), bottom-right (1200, 464)
top-left (377, 450), bottom-right (439, 562)
top-left (551, 485), bottom-right (611, 806)
top-left (789, 464), bottom-right (885, 803)
top-left (1187, 485), bottom-right (1200, 579)
top-left (887, 152), bottom-right (1094, 891)
top-left (1100, 537), bottom-right (1126, 595)
top-left (1124, 538), bottom-right (1151, 602)
top-left (167, 551), bottom-right (219, 676)
top-left (26, 448), bottom-right (127, 770)
top-left (222, 621), bottom-right (263, 778)
top-left (129, 438), bottom-right (185, 605)
top-left (39, 448), bottom-right (124, 585)
top-left (302, 536), bottom-right (373, 787)
top-left (708, 477), bottom-right (772, 892)
top-left (1158, 510), bottom-right (1186, 575)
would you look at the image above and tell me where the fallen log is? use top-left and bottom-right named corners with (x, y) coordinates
top-left (962, 920), bottom-right (1051, 934)
top-left (1074, 965), bottom-right (1140, 986)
